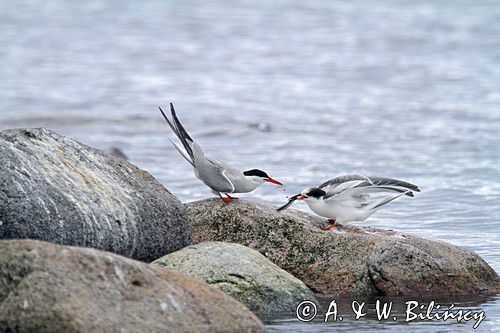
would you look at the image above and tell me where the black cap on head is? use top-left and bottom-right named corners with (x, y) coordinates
top-left (243, 169), bottom-right (270, 178)
top-left (306, 188), bottom-right (326, 198)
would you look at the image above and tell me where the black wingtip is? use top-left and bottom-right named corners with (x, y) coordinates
top-left (169, 103), bottom-right (193, 142)
top-left (158, 106), bottom-right (170, 121)
top-left (158, 106), bottom-right (178, 134)
top-left (158, 106), bottom-right (168, 120)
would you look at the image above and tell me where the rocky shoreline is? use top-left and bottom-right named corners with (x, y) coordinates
top-left (0, 128), bottom-right (189, 262)
top-left (152, 241), bottom-right (317, 318)
top-left (186, 199), bottom-right (499, 298)
top-left (1, 128), bottom-right (498, 331)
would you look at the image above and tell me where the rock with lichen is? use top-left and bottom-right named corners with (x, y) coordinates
top-left (0, 239), bottom-right (264, 333)
top-left (0, 128), bottom-right (189, 262)
top-left (152, 241), bottom-right (317, 318)
top-left (185, 199), bottom-right (499, 298)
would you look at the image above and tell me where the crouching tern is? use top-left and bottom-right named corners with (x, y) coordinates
top-left (159, 103), bottom-right (283, 203)
top-left (277, 174), bottom-right (419, 229)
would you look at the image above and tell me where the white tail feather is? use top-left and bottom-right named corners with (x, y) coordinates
top-left (370, 191), bottom-right (410, 211)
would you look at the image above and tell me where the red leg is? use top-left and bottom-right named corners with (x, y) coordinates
top-left (225, 193), bottom-right (239, 200)
top-left (321, 219), bottom-right (338, 230)
top-left (217, 192), bottom-right (233, 204)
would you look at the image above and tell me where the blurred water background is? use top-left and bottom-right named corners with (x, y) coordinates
top-left (1, 1), bottom-right (499, 331)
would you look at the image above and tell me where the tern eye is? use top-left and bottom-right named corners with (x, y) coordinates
top-left (306, 188), bottom-right (326, 198)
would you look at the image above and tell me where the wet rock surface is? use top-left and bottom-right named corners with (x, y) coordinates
top-left (185, 199), bottom-right (499, 297)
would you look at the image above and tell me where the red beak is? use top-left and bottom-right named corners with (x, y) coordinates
top-left (265, 178), bottom-right (284, 186)
top-left (297, 195), bottom-right (307, 200)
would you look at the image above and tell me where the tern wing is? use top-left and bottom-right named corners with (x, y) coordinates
top-left (319, 174), bottom-right (369, 199)
top-left (195, 156), bottom-right (236, 193)
top-left (158, 103), bottom-right (239, 193)
top-left (321, 174), bottom-right (419, 202)
top-left (319, 174), bottom-right (372, 191)
top-left (160, 103), bottom-right (238, 193)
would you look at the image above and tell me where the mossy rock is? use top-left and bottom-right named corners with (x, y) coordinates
top-left (152, 241), bottom-right (317, 318)
top-left (185, 199), bottom-right (499, 297)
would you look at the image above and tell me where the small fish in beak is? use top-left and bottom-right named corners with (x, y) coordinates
top-left (277, 194), bottom-right (301, 211)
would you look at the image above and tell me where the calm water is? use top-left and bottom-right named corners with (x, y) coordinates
top-left (1, 1), bottom-right (498, 331)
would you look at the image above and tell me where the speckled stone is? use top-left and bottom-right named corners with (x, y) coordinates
top-left (152, 241), bottom-right (317, 318)
top-left (0, 239), bottom-right (264, 333)
top-left (0, 128), bottom-right (189, 262)
top-left (185, 199), bottom-right (499, 298)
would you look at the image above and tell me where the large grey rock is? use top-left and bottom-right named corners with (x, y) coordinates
top-left (186, 199), bottom-right (499, 298)
top-left (0, 239), bottom-right (264, 333)
top-left (0, 128), bottom-right (189, 262)
top-left (152, 241), bottom-right (317, 318)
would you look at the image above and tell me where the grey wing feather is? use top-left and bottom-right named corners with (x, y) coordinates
top-left (321, 174), bottom-right (419, 201)
top-left (354, 176), bottom-right (420, 192)
top-left (319, 174), bottom-right (368, 189)
top-left (320, 174), bottom-right (368, 199)
top-left (159, 103), bottom-right (236, 193)
top-left (197, 156), bottom-right (235, 193)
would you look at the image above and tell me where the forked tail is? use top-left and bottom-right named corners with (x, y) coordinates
top-left (369, 190), bottom-right (412, 211)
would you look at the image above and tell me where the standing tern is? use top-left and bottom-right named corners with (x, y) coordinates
top-left (159, 103), bottom-right (283, 203)
top-left (277, 174), bottom-right (419, 229)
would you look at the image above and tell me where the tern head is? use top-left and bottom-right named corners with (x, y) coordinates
top-left (297, 187), bottom-right (326, 201)
top-left (276, 187), bottom-right (325, 212)
top-left (243, 169), bottom-right (283, 186)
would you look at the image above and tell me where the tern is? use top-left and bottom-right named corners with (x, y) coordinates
top-left (277, 174), bottom-right (419, 229)
top-left (159, 103), bottom-right (283, 203)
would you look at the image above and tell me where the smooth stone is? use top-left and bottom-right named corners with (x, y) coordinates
top-left (0, 239), bottom-right (264, 333)
top-left (0, 128), bottom-right (189, 262)
top-left (152, 241), bottom-right (317, 318)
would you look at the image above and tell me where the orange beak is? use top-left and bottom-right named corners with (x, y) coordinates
top-left (265, 178), bottom-right (284, 186)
